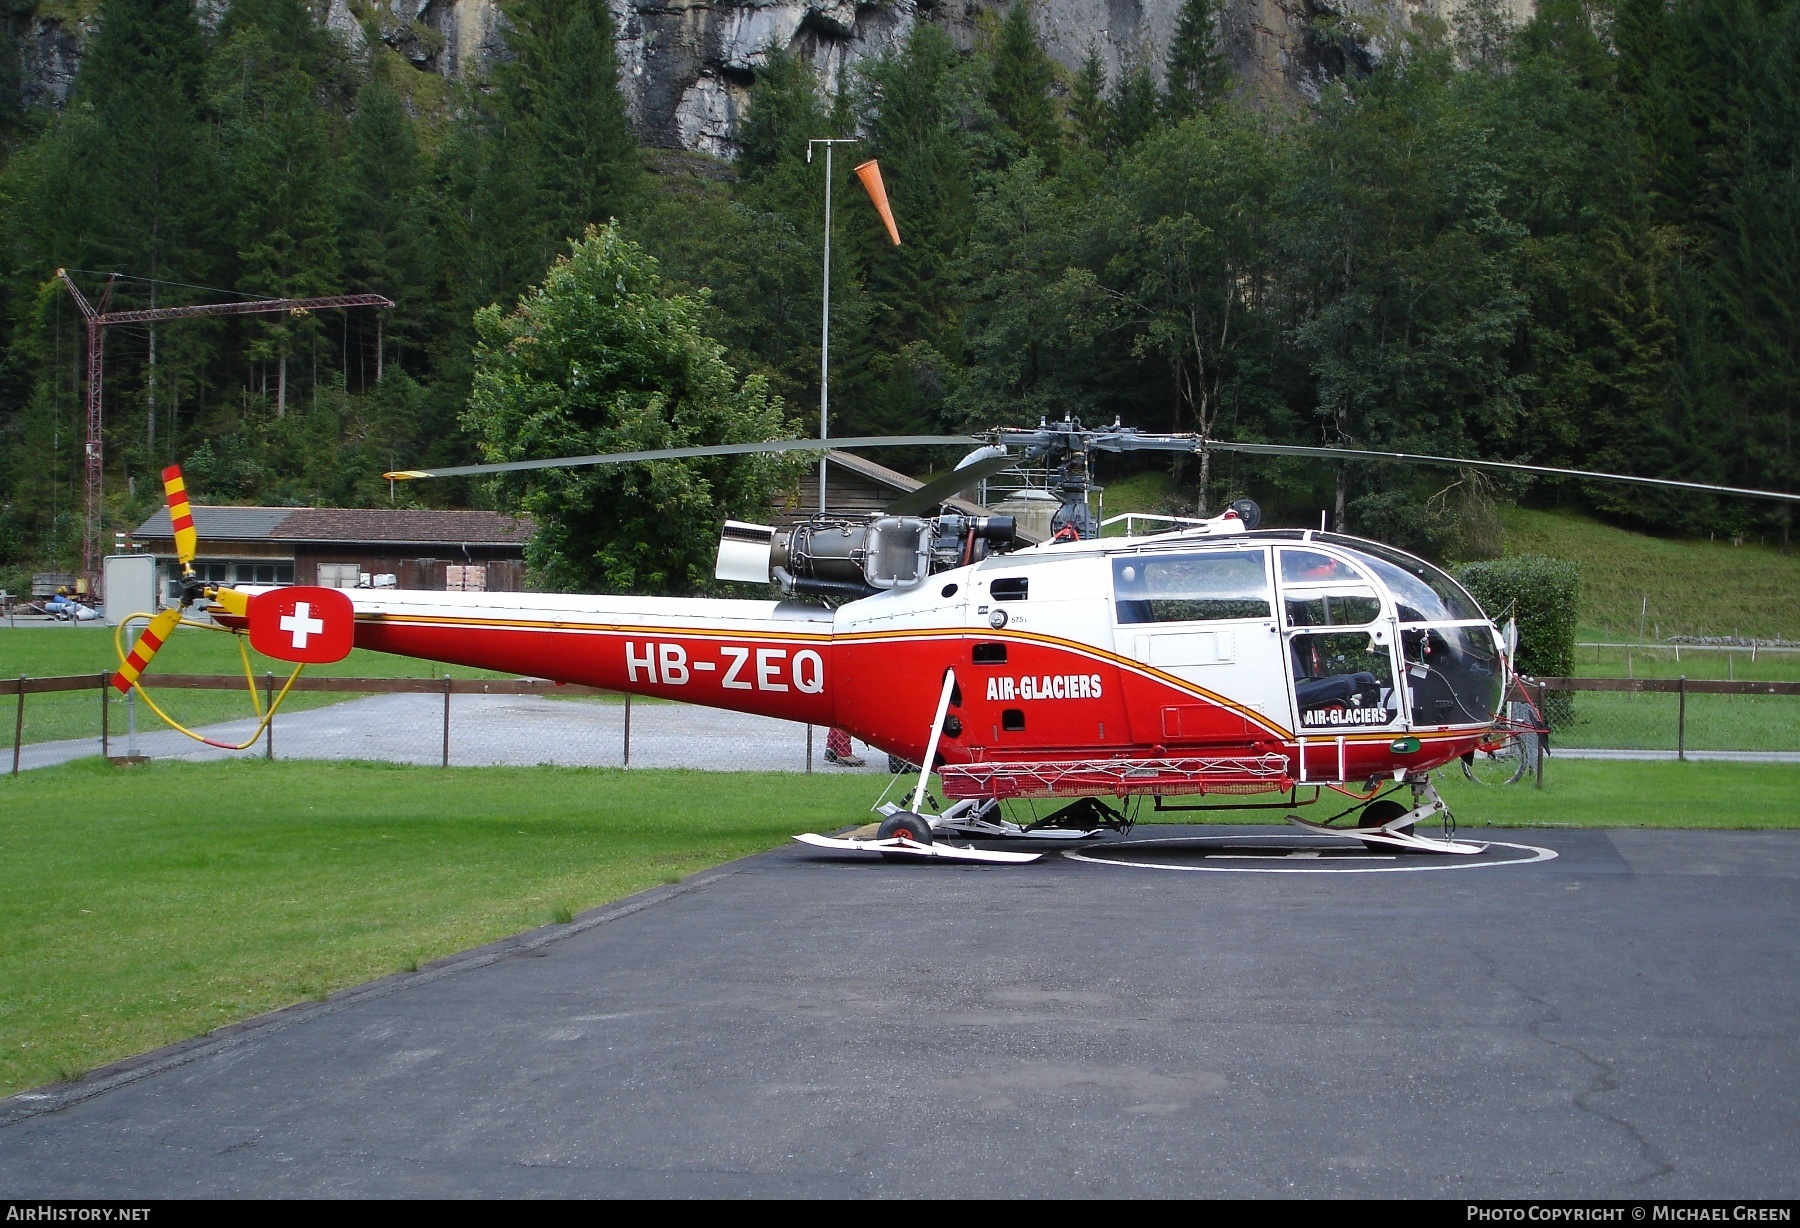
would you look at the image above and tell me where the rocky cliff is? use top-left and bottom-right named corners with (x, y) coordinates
top-left (9, 0), bottom-right (1531, 154)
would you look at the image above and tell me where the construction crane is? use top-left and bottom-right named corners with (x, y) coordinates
top-left (55, 269), bottom-right (394, 598)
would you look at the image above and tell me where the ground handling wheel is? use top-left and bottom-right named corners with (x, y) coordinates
top-left (1461, 732), bottom-right (1529, 786)
top-left (875, 812), bottom-right (934, 859)
top-left (1356, 798), bottom-right (1411, 852)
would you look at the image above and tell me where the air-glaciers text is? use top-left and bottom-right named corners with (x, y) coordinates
top-left (985, 674), bottom-right (1104, 702)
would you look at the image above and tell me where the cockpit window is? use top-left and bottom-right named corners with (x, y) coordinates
top-left (1279, 549), bottom-right (1364, 585)
top-left (1318, 536), bottom-right (1483, 623)
top-left (1114, 551), bottom-right (1271, 624)
top-left (1285, 589), bottom-right (1383, 628)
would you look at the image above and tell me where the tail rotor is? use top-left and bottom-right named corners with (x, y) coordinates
top-left (110, 465), bottom-right (250, 694)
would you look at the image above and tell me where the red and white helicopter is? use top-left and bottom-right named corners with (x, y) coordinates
top-left (116, 420), bottom-right (1800, 864)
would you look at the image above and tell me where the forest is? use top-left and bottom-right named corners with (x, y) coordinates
top-left (0, 0), bottom-right (1795, 593)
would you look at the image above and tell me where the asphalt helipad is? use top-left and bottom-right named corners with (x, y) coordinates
top-left (2, 826), bottom-right (1797, 1198)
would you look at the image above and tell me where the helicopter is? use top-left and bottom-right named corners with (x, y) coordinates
top-left (117, 419), bottom-right (1800, 864)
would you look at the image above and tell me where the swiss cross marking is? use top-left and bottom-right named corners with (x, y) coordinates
top-left (280, 602), bottom-right (326, 649)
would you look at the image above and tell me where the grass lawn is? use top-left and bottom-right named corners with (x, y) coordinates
top-left (0, 758), bottom-right (877, 1098)
top-left (1433, 759), bottom-right (1800, 827)
top-left (1124, 760), bottom-right (1800, 830)
top-left (1, 624), bottom-right (511, 747)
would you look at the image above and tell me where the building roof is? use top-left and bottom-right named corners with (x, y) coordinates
top-left (271, 509), bottom-right (534, 546)
top-left (135, 506), bottom-right (300, 542)
top-left (135, 505), bottom-right (535, 547)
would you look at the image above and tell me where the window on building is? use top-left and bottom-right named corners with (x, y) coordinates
top-left (234, 562), bottom-right (295, 586)
top-left (318, 563), bottom-right (362, 589)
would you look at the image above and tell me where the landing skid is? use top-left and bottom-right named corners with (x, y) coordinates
top-left (792, 832), bottom-right (1043, 864)
top-left (1285, 779), bottom-right (1486, 855)
top-left (878, 797), bottom-right (1126, 842)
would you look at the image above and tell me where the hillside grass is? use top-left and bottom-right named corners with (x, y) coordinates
top-left (1500, 505), bottom-right (1800, 642)
top-left (1097, 471), bottom-right (1184, 529)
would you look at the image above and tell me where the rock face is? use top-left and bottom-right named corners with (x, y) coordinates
top-left (10, 0), bottom-right (1532, 153)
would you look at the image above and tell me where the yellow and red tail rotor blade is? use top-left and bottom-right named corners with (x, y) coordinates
top-left (112, 608), bottom-right (182, 695)
top-left (163, 465), bottom-right (197, 567)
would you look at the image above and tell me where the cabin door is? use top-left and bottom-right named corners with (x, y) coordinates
top-left (1111, 546), bottom-right (1290, 746)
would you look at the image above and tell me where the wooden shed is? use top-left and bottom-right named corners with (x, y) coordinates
top-left (134, 505), bottom-right (534, 598)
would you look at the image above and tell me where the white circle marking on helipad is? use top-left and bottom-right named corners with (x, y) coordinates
top-left (1063, 834), bottom-right (1559, 874)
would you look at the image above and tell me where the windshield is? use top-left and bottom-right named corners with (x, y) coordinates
top-left (1319, 535), bottom-right (1484, 624)
top-left (1400, 625), bottom-right (1502, 726)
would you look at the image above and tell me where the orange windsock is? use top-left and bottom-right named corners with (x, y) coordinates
top-left (854, 159), bottom-right (902, 246)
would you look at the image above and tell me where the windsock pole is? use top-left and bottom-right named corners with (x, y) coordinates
top-left (807, 137), bottom-right (859, 515)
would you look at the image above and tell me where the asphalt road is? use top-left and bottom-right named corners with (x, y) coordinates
top-left (2, 826), bottom-right (1796, 1198)
top-left (19, 692), bottom-right (890, 775)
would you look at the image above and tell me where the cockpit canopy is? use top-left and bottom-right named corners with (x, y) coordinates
top-left (1108, 530), bottom-right (1502, 731)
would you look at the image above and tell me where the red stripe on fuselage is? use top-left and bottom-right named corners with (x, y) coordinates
top-left (346, 611), bottom-right (1490, 783)
top-left (354, 617), bottom-right (836, 725)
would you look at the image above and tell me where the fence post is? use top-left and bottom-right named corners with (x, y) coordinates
top-left (264, 672), bottom-right (275, 761)
top-left (1677, 675), bottom-right (1687, 761)
top-left (1532, 681), bottom-right (1546, 789)
top-left (11, 676), bottom-right (23, 777)
top-left (622, 693), bottom-right (631, 768)
top-left (441, 675), bottom-right (451, 768)
top-left (99, 674), bottom-right (109, 759)
top-left (806, 724), bottom-right (814, 774)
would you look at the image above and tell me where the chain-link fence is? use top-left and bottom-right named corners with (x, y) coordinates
top-left (3, 675), bottom-right (892, 776)
top-left (8, 671), bottom-right (1795, 778)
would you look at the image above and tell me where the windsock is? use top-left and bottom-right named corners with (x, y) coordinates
top-left (854, 160), bottom-right (902, 246)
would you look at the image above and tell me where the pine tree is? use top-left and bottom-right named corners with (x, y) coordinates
top-left (1068, 47), bottom-right (1109, 151)
top-left (342, 74), bottom-right (429, 382)
top-left (77, 0), bottom-right (216, 453)
top-left (536, 4), bottom-right (642, 242)
top-left (1163, 0), bottom-right (1230, 120)
top-left (737, 43), bottom-right (827, 180)
top-left (986, 1), bottom-right (1060, 165)
top-left (211, 0), bottom-right (347, 417)
top-left (1109, 61), bottom-right (1162, 151)
top-left (846, 23), bottom-right (974, 433)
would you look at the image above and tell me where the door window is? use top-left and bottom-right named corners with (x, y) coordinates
top-left (1114, 551), bottom-right (1270, 624)
top-left (1290, 631), bottom-right (1399, 730)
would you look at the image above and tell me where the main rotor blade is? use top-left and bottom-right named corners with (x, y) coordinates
top-left (886, 450), bottom-right (1023, 515)
top-left (1204, 440), bottom-right (1800, 505)
top-left (384, 436), bottom-right (980, 481)
top-left (161, 465), bottom-right (198, 565)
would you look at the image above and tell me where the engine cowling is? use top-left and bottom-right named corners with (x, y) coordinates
top-left (715, 514), bottom-right (1016, 598)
